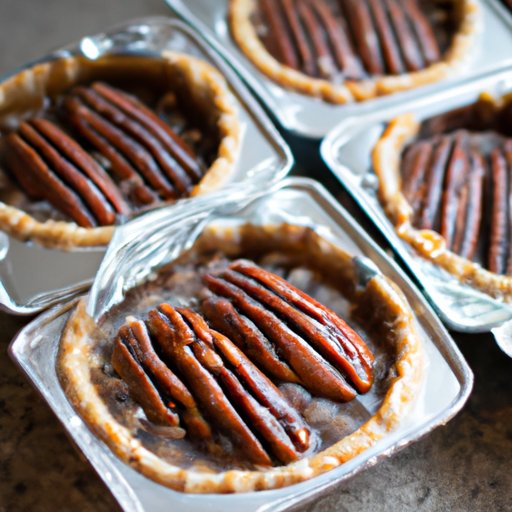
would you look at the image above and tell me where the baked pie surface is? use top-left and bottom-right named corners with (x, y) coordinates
top-left (373, 93), bottom-right (512, 300)
top-left (58, 224), bottom-right (424, 493)
top-left (229, 0), bottom-right (479, 103)
top-left (0, 52), bottom-right (240, 249)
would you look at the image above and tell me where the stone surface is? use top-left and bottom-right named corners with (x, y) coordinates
top-left (1, 2), bottom-right (512, 511)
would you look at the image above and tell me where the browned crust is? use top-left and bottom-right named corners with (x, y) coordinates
top-left (372, 96), bottom-right (512, 301)
top-left (58, 224), bottom-right (424, 494)
top-left (229, 0), bottom-right (480, 104)
top-left (0, 52), bottom-right (240, 249)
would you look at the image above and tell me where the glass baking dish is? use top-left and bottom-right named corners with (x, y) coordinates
top-left (166, 0), bottom-right (512, 138)
top-left (321, 63), bottom-right (512, 336)
top-left (0, 16), bottom-right (293, 315)
top-left (10, 177), bottom-right (472, 511)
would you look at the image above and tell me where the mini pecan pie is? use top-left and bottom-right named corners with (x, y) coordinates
top-left (58, 224), bottom-right (424, 493)
top-left (0, 53), bottom-right (239, 248)
top-left (229, 0), bottom-right (479, 103)
top-left (373, 93), bottom-right (512, 300)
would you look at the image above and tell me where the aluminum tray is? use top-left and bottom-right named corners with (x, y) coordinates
top-left (321, 64), bottom-right (512, 334)
top-left (0, 16), bottom-right (293, 316)
top-left (10, 177), bottom-right (472, 512)
top-left (166, 0), bottom-right (512, 139)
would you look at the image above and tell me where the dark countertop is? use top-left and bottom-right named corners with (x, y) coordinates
top-left (1, 1), bottom-right (511, 511)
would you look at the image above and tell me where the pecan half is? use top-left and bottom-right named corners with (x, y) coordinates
top-left (367, 0), bottom-right (405, 75)
top-left (403, 0), bottom-right (441, 65)
top-left (281, 0), bottom-right (316, 76)
top-left (297, 1), bottom-right (335, 78)
top-left (229, 260), bottom-right (375, 380)
top-left (456, 149), bottom-right (485, 260)
top-left (62, 103), bottom-right (156, 206)
top-left (30, 118), bottom-right (129, 215)
top-left (440, 132), bottom-right (470, 250)
top-left (401, 141), bottom-right (433, 221)
top-left (342, 0), bottom-right (384, 76)
top-left (504, 140), bottom-right (512, 274)
top-left (19, 121), bottom-right (117, 226)
top-left (383, 0), bottom-right (425, 72)
top-left (260, 0), bottom-right (300, 71)
top-left (118, 319), bottom-right (212, 439)
top-left (418, 135), bottom-right (453, 230)
top-left (112, 324), bottom-right (180, 427)
top-left (489, 148), bottom-right (509, 274)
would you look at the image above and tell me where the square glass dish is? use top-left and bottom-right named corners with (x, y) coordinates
top-left (321, 64), bottom-right (512, 333)
top-left (0, 16), bottom-right (292, 315)
top-left (10, 177), bottom-right (472, 512)
top-left (166, 0), bottom-right (512, 138)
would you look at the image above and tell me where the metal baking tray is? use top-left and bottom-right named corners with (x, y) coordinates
top-left (321, 64), bottom-right (512, 334)
top-left (10, 177), bottom-right (473, 512)
top-left (0, 16), bottom-right (293, 316)
top-left (166, 0), bottom-right (512, 139)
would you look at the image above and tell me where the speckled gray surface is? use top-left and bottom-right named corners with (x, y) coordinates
top-left (1, 1), bottom-right (512, 511)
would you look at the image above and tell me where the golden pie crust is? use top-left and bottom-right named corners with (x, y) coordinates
top-left (229, 0), bottom-right (480, 104)
top-left (58, 224), bottom-right (424, 493)
top-left (0, 52), bottom-right (240, 249)
top-left (372, 93), bottom-right (512, 301)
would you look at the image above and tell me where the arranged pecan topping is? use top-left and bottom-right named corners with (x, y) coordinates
top-left (89, 83), bottom-right (204, 183)
top-left (110, 262), bottom-right (374, 466)
top-left (113, 301), bottom-right (312, 466)
top-left (1, 81), bottom-right (206, 227)
top-left (400, 130), bottom-right (512, 273)
top-left (203, 260), bottom-right (374, 400)
top-left (255, 0), bottom-right (442, 80)
top-left (3, 122), bottom-right (121, 228)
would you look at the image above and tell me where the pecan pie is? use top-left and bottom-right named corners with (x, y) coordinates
top-left (0, 53), bottom-right (239, 248)
top-left (229, 0), bottom-right (479, 103)
top-left (373, 93), bottom-right (512, 300)
top-left (58, 224), bottom-right (424, 493)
